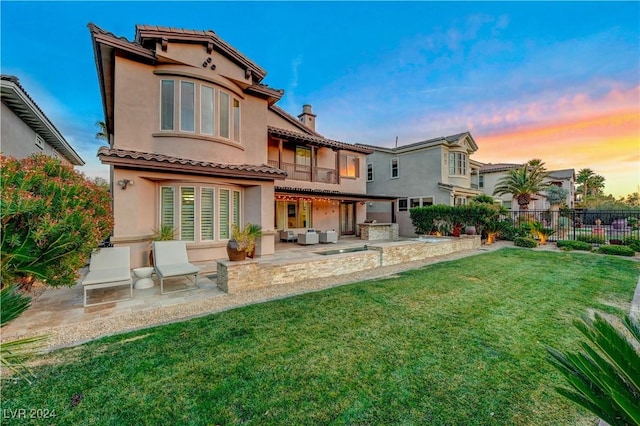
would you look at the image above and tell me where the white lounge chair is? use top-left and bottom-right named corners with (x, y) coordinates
top-left (82, 247), bottom-right (133, 307)
top-left (152, 241), bottom-right (200, 294)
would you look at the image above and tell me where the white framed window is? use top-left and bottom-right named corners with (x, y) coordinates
top-left (35, 134), bottom-right (44, 150)
top-left (232, 98), bottom-right (240, 142)
top-left (160, 187), bottom-right (175, 229)
top-left (201, 188), bottom-right (215, 241)
top-left (160, 80), bottom-right (175, 131)
top-left (160, 184), bottom-right (241, 243)
top-left (367, 163), bottom-right (373, 182)
top-left (390, 158), bottom-right (399, 179)
top-left (219, 91), bottom-right (230, 139)
top-left (340, 154), bottom-right (359, 178)
top-left (398, 198), bottom-right (408, 211)
top-left (455, 197), bottom-right (467, 206)
top-left (449, 152), bottom-right (467, 176)
top-left (159, 79), bottom-right (240, 142)
top-left (200, 86), bottom-right (215, 135)
top-left (479, 175), bottom-right (484, 188)
top-left (409, 197), bottom-right (433, 209)
top-left (180, 81), bottom-right (195, 132)
top-left (180, 187), bottom-right (196, 241)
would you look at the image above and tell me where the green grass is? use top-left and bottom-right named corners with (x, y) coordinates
top-left (2, 249), bottom-right (639, 425)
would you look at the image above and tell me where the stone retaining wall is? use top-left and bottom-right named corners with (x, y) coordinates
top-left (217, 235), bottom-right (481, 294)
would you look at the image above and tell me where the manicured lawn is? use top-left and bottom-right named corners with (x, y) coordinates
top-left (2, 249), bottom-right (639, 425)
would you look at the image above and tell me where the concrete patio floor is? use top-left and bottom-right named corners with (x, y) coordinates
top-left (3, 239), bottom-right (638, 351)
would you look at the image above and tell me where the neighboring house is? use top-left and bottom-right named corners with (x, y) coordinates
top-left (362, 132), bottom-right (483, 236)
top-left (544, 169), bottom-right (576, 209)
top-left (89, 24), bottom-right (387, 268)
top-left (0, 75), bottom-right (84, 165)
top-left (479, 163), bottom-right (576, 209)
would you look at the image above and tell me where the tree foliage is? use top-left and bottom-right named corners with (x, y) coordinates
top-left (1, 154), bottom-right (114, 288)
top-left (493, 159), bottom-right (549, 210)
top-left (577, 168), bottom-right (606, 198)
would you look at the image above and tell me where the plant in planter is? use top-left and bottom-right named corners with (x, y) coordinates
top-left (245, 223), bottom-right (263, 258)
top-left (227, 223), bottom-right (262, 261)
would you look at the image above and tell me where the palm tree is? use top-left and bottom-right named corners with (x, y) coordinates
top-left (493, 159), bottom-right (549, 211)
top-left (95, 120), bottom-right (108, 141)
top-left (576, 168), bottom-right (594, 199)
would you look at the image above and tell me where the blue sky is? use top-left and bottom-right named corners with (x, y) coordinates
top-left (2, 1), bottom-right (639, 196)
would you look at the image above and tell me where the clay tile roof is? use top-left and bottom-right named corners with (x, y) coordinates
top-left (97, 147), bottom-right (286, 180)
top-left (267, 126), bottom-right (373, 154)
top-left (479, 163), bottom-right (523, 173)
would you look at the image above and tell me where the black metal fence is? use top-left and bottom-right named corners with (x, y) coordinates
top-left (507, 209), bottom-right (640, 243)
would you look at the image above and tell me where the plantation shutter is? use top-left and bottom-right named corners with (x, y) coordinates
top-left (232, 190), bottom-right (240, 228)
top-left (219, 189), bottom-right (230, 239)
top-left (180, 187), bottom-right (195, 241)
top-left (201, 188), bottom-right (215, 241)
top-left (160, 187), bottom-right (175, 228)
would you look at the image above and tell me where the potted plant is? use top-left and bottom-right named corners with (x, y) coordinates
top-left (227, 223), bottom-right (262, 261)
top-left (149, 224), bottom-right (176, 265)
top-left (245, 223), bottom-right (263, 258)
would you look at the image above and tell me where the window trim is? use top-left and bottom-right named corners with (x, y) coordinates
top-left (160, 79), bottom-right (175, 131)
top-left (179, 186), bottom-right (196, 241)
top-left (448, 151), bottom-right (468, 176)
top-left (200, 85), bottom-right (215, 136)
top-left (390, 158), bottom-right (399, 179)
top-left (367, 163), bottom-right (374, 182)
top-left (35, 134), bottom-right (44, 150)
top-left (398, 198), bottom-right (408, 212)
top-left (200, 187), bottom-right (215, 242)
top-left (340, 154), bottom-right (359, 178)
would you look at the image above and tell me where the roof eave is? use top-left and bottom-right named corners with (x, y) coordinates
top-left (0, 79), bottom-right (84, 165)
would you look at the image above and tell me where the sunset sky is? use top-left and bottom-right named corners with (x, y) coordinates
top-left (2, 2), bottom-right (638, 197)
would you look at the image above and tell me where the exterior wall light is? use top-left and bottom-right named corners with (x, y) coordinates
top-left (117, 179), bottom-right (134, 190)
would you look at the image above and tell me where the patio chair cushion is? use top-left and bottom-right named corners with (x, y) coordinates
top-left (154, 263), bottom-right (200, 279)
top-left (82, 268), bottom-right (132, 285)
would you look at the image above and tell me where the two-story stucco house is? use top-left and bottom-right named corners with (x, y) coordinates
top-left (1, 75), bottom-right (84, 165)
top-left (363, 132), bottom-right (483, 236)
top-left (479, 163), bottom-right (576, 209)
top-left (89, 24), bottom-right (381, 268)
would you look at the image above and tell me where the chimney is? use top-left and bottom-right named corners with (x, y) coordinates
top-left (297, 104), bottom-right (316, 132)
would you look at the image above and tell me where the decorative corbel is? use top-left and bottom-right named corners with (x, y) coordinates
top-left (245, 68), bottom-right (252, 79)
top-left (161, 38), bottom-right (168, 52)
top-left (207, 42), bottom-right (213, 54)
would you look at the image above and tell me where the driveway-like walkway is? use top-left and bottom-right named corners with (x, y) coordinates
top-left (3, 241), bottom-right (638, 351)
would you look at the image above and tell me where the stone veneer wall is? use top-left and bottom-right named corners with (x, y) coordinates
top-left (217, 235), bottom-right (480, 294)
top-left (358, 223), bottom-right (399, 241)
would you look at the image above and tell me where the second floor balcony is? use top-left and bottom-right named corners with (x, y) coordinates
top-left (268, 160), bottom-right (337, 184)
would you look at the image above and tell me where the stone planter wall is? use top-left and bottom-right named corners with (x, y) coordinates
top-left (217, 235), bottom-right (481, 294)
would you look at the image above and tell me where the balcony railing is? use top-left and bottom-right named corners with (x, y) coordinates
top-left (269, 160), bottom-right (337, 184)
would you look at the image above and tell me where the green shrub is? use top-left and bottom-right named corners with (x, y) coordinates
top-left (545, 312), bottom-right (640, 426)
top-left (1, 154), bottom-right (113, 288)
top-left (576, 234), bottom-right (605, 244)
top-left (557, 240), bottom-right (592, 251)
top-left (598, 245), bottom-right (636, 257)
top-left (623, 237), bottom-right (640, 252)
top-left (514, 237), bottom-right (538, 248)
top-left (501, 222), bottom-right (527, 241)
